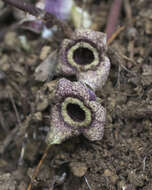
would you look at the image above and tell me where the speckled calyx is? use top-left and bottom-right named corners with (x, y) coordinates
top-left (46, 78), bottom-right (106, 145)
top-left (56, 29), bottom-right (110, 92)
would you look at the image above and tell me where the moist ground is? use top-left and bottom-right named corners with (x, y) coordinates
top-left (0, 0), bottom-right (152, 190)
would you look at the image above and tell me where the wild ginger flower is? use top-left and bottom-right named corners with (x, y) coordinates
top-left (56, 29), bottom-right (110, 92)
top-left (45, 0), bottom-right (73, 20)
top-left (46, 78), bottom-right (106, 145)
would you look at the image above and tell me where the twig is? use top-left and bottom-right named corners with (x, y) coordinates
top-left (0, 91), bottom-right (23, 153)
top-left (27, 145), bottom-right (51, 190)
top-left (84, 176), bottom-right (92, 190)
top-left (18, 133), bottom-right (28, 166)
top-left (8, 91), bottom-right (22, 129)
top-left (0, 126), bottom-right (18, 154)
top-left (105, 0), bottom-right (122, 40)
top-left (116, 64), bottom-right (121, 89)
top-left (107, 25), bottom-right (125, 45)
top-left (143, 157), bottom-right (146, 171)
top-left (124, 0), bottom-right (132, 26)
top-left (107, 18), bottom-right (137, 45)
top-left (0, 114), bottom-right (32, 154)
top-left (124, 0), bottom-right (136, 66)
top-left (119, 104), bottom-right (152, 119)
top-left (0, 111), bottom-right (9, 133)
top-left (2, 0), bottom-right (41, 16)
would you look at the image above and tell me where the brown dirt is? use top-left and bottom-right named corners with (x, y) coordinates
top-left (0, 0), bottom-right (152, 190)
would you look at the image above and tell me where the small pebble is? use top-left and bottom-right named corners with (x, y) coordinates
top-left (4, 32), bottom-right (19, 48)
top-left (69, 162), bottom-right (87, 177)
top-left (40, 46), bottom-right (51, 60)
top-left (104, 169), bottom-right (118, 184)
top-left (33, 112), bottom-right (43, 121)
top-left (0, 173), bottom-right (16, 190)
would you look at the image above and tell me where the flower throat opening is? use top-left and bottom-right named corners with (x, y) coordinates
top-left (73, 47), bottom-right (94, 65)
top-left (67, 103), bottom-right (85, 122)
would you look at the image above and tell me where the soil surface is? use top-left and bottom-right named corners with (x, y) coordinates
top-left (0, 0), bottom-right (152, 190)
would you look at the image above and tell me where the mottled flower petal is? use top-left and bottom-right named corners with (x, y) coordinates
top-left (55, 78), bottom-right (90, 102)
top-left (71, 29), bottom-right (107, 51)
top-left (57, 29), bottom-right (110, 92)
top-left (78, 56), bottom-right (110, 91)
top-left (46, 104), bottom-right (79, 145)
top-left (56, 39), bottom-right (76, 76)
top-left (83, 101), bottom-right (106, 141)
top-left (46, 78), bottom-right (106, 145)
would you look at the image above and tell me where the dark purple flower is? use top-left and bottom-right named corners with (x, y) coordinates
top-left (56, 29), bottom-right (111, 92)
top-left (46, 78), bottom-right (106, 145)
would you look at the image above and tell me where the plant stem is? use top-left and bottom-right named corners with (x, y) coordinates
top-left (105, 0), bottom-right (122, 40)
top-left (2, 0), bottom-right (41, 16)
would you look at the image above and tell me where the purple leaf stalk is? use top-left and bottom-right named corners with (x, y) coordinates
top-left (105, 0), bottom-right (122, 40)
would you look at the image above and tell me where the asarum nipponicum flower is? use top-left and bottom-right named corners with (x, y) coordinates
top-left (46, 78), bottom-right (106, 145)
top-left (56, 29), bottom-right (111, 92)
top-left (45, 0), bottom-right (73, 20)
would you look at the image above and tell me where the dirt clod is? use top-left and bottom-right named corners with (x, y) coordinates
top-left (0, 173), bottom-right (16, 190)
top-left (69, 162), bottom-right (88, 177)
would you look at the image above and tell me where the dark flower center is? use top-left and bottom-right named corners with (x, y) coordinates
top-left (67, 103), bottom-right (85, 122)
top-left (73, 47), bottom-right (94, 65)
top-left (62, 97), bottom-right (91, 127)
